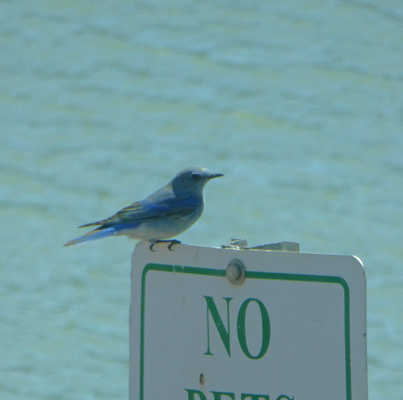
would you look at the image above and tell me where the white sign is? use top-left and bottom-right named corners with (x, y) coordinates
top-left (130, 242), bottom-right (367, 400)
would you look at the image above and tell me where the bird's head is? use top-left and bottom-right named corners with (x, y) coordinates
top-left (171, 167), bottom-right (224, 195)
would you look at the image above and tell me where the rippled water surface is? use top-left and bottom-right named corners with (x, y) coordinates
top-left (1, 1), bottom-right (402, 398)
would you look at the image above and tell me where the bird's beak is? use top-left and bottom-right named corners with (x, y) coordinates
top-left (208, 172), bottom-right (224, 180)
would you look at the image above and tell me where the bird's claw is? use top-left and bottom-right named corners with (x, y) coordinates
top-left (167, 240), bottom-right (181, 251)
top-left (149, 240), bottom-right (181, 252)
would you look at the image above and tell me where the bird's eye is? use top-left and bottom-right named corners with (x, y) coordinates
top-left (191, 172), bottom-right (202, 181)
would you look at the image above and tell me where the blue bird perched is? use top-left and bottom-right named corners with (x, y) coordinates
top-left (64, 167), bottom-right (223, 250)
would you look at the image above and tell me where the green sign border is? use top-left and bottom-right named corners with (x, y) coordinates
top-left (139, 264), bottom-right (351, 400)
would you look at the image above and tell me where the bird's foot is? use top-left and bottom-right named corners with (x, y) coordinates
top-left (149, 240), bottom-right (181, 252)
top-left (167, 240), bottom-right (181, 251)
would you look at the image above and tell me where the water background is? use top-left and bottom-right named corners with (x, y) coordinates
top-left (1, 1), bottom-right (402, 398)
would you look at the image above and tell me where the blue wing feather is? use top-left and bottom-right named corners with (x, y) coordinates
top-left (64, 227), bottom-right (117, 246)
top-left (79, 196), bottom-right (202, 228)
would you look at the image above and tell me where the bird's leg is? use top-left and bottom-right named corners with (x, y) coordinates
top-left (149, 240), bottom-right (181, 252)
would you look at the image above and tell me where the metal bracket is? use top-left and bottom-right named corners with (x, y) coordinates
top-left (222, 238), bottom-right (300, 252)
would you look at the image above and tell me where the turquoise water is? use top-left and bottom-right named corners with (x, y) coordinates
top-left (1, 0), bottom-right (402, 398)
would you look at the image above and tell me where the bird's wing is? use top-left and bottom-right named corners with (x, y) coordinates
top-left (79, 196), bottom-right (202, 228)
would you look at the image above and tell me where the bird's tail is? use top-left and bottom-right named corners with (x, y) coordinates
top-left (64, 227), bottom-right (117, 247)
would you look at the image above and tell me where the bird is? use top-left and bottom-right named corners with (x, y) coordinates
top-left (64, 167), bottom-right (223, 250)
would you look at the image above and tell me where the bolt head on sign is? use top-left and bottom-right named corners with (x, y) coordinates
top-left (130, 242), bottom-right (367, 400)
